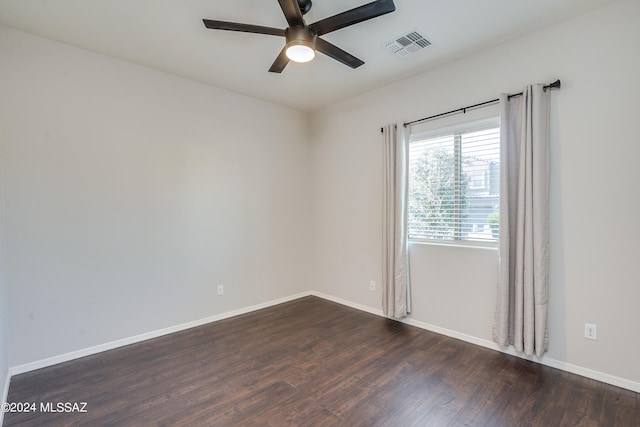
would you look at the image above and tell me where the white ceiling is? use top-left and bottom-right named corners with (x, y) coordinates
top-left (0, 0), bottom-right (614, 112)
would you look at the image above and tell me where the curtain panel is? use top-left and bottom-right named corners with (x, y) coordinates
top-left (493, 85), bottom-right (551, 357)
top-left (382, 123), bottom-right (410, 318)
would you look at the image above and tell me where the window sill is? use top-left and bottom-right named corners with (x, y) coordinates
top-left (408, 239), bottom-right (498, 251)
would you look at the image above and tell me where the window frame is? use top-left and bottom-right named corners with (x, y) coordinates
top-left (408, 116), bottom-right (500, 248)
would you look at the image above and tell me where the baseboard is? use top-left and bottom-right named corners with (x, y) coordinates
top-left (401, 317), bottom-right (640, 393)
top-left (10, 291), bottom-right (313, 376)
top-left (310, 291), bottom-right (384, 317)
top-left (310, 292), bottom-right (640, 394)
top-left (7, 290), bottom-right (639, 394)
top-left (1, 367), bottom-right (9, 425)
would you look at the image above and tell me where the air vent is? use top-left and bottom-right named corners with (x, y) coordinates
top-left (385, 31), bottom-right (431, 57)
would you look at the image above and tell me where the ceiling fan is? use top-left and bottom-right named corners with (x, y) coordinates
top-left (202, 0), bottom-right (396, 73)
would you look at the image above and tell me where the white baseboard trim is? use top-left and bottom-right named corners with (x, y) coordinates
top-left (1, 367), bottom-right (10, 425)
top-left (7, 290), bottom-right (639, 394)
top-left (310, 291), bottom-right (384, 317)
top-left (10, 291), bottom-right (313, 376)
top-left (310, 292), bottom-right (640, 394)
top-left (401, 317), bottom-right (640, 393)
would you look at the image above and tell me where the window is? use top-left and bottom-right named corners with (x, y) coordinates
top-left (408, 118), bottom-right (500, 244)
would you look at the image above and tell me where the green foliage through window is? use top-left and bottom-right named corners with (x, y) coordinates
top-left (408, 122), bottom-right (500, 244)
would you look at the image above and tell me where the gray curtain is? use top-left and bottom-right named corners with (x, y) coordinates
top-left (493, 85), bottom-right (550, 357)
top-left (382, 123), bottom-right (410, 318)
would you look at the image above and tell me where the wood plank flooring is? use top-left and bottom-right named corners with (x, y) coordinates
top-left (3, 296), bottom-right (639, 426)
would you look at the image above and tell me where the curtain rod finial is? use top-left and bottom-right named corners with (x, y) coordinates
top-left (549, 79), bottom-right (561, 89)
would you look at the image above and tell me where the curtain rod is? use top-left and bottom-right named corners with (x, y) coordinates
top-left (403, 79), bottom-right (561, 128)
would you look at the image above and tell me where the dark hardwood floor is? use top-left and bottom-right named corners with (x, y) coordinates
top-left (3, 296), bottom-right (639, 426)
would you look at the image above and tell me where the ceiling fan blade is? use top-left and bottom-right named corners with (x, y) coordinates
top-left (315, 38), bottom-right (364, 69)
top-left (269, 47), bottom-right (290, 73)
top-left (203, 19), bottom-right (285, 37)
top-left (309, 0), bottom-right (395, 36)
top-left (277, 0), bottom-right (304, 27)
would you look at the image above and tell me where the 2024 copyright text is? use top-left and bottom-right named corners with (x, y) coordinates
top-left (1, 401), bottom-right (88, 413)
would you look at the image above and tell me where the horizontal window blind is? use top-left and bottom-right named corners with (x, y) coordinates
top-left (408, 124), bottom-right (500, 243)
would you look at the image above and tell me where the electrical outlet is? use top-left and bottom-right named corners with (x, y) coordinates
top-left (217, 284), bottom-right (224, 296)
top-left (584, 323), bottom-right (597, 340)
top-left (369, 280), bottom-right (376, 292)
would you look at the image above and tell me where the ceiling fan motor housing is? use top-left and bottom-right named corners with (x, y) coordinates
top-left (285, 26), bottom-right (317, 51)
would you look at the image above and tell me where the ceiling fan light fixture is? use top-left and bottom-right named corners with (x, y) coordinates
top-left (285, 26), bottom-right (317, 63)
top-left (286, 42), bottom-right (315, 62)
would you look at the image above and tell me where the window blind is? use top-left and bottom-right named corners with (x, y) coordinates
top-left (408, 124), bottom-right (500, 244)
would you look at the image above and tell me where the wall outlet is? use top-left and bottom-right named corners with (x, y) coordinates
top-left (369, 280), bottom-right (376, 292)
top-left (584, 323), bottom-right (597, 340)
top-left (217, 284), bottom-right (224, 296)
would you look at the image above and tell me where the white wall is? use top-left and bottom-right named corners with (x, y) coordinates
top-left (0, 127), bottom-right (8, 419)
top-left (0, 26), bottom-right (311, 366)
top-left (310, 0), bottom-right (640, 386)
top-left (1, 0), bottom-right (638, 393)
